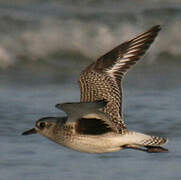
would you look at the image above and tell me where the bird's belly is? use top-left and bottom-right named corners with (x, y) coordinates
top-left (57, 133), bottom-right (124, 153)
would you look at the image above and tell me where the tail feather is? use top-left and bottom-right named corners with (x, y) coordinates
top-left (123, 131), bottom-right (168, 153)
top-left (141, 135), bottom-right (167, 146)
top-left (125, 131), bottom-right (168, 147)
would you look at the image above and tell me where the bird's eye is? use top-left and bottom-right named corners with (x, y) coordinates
top-left (39, 122), bottom-right (46, 129)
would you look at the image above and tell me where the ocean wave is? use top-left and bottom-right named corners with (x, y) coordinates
top-left (0, 5), bottom-right (181, 68)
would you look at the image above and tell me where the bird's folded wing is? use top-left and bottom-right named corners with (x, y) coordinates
top-left (55, 100), bottom-right (110, 123)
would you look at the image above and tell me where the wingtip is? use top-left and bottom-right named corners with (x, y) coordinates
top-left (149, 25), bottom-right (161, 33)
top-left (153, 24), bottom-right (161, 29)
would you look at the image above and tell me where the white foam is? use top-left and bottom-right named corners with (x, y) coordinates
top-left (0, 18), bottom-right (181, 68)
top-left (0, 46), bottom-right (14, 68)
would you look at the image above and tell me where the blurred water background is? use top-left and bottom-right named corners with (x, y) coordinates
top-left (0, 0), bottom-right (181, 180)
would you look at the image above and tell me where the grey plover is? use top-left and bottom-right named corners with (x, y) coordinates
top-left (22, 25), bottom-right (168, 153)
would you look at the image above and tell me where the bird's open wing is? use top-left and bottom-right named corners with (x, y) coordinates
top-left (78, 25), bottom-right (161, 133)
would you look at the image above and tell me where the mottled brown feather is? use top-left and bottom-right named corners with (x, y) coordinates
top-left (78, 25), bottom-right (161, 133)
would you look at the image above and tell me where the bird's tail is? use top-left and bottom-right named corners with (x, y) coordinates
top-left (122, 131), bottom-right (168, 153)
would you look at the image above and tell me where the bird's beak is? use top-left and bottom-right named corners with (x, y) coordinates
top-left (22, 128), bottom-right (37, 135)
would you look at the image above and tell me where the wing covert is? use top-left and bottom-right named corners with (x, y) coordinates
top-left (55, 100), bottom-right (108, 123)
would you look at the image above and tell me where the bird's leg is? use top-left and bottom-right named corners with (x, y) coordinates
top-left (123, 144), bottom-right (168, 153)
top-left (144, 146), bottom-right (168, 153)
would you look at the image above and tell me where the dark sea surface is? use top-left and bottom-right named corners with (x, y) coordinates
top-left (0, 1), bottom-right (181, 180)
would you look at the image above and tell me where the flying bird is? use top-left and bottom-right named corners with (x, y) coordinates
top-left (22, 25), bottom-right (168, 153)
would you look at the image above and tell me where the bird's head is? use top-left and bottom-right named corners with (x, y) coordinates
top-left (22, 117), bottom-right (67, 138)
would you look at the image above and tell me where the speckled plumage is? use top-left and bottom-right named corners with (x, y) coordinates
top-left (79, 25), bottom-right (161, 133)
top-left (22, 25), bottom-right (168, 153)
